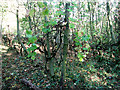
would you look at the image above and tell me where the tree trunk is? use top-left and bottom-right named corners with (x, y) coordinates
top-left (60, 2), bottom-right (70, 88)
top-left (88, 2), bottom-right (93, 41)
top-left (16, 9), bottom-right (28, 55)
top-left (0, 25), bottom-right (2, 45)
top-left (0, 8), bottom-right (3, 45)
top-left (0, 24), bottom-right (2, 90)
top-left (117, 2), bottom-right (120, 54)
top-left (44, 15), bottom-right (54, 77)
top-left (107, 2), bottom-right (116, 43)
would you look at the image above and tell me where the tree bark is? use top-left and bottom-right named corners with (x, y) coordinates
top-left (60, 2), bottom-right (70, 88)
top-left (16, 9), bottom-right (28, 55)
top-left (117, 2), bottom-right (120, 54)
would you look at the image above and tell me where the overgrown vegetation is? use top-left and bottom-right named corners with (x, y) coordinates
top-left (1, 1), bottom-right (120, 89)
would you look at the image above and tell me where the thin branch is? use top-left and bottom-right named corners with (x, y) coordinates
top-left (21, 78), bottom-right (41, 90)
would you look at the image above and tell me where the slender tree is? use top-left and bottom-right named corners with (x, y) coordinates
top-left (117, 2), bottom-right (120, 54)
top-left (107, 2), bottom-right (115, 44)
top-left (60, 2), bottom-right (70, 88)
top-left (16, 3), bottom-right (28, 55)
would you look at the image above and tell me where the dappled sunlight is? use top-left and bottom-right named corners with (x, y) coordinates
top-left (1, 0), bottom-right (120, 89)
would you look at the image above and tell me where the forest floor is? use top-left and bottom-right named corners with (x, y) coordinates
top-left (1, 44), bottom-right (120, 89)
top-left (1, 45), bottom-right (45, 89)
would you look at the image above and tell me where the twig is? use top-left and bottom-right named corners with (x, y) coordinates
top-left (21, 78), bottom-right (41, 90)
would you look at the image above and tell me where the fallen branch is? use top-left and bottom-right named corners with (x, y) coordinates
top-left (21, 78), bottom-right (40, 90)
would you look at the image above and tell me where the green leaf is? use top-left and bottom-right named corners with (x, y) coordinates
top-left (49, 20), bottom-right (57, 26)
top-left (32, 52), bottom-right (36, 56)
top-left (55, 4), bottom-right (59, 8)
top-left (43, 2), bottom-right (47, 6)
top-left (69, 6), bottom-right (74, 9)
top-left (77, 53), bottom-right (82, 58)
top-left (74, 32), bottom-right (78, 36)
top-left (22, 17), bottom-right (27, 22)
top-left (44, 22), bottom-right (49, 27)
top-left (39, 35), bottom-right (43, 38)
top-left (42, 8), bottom-right (49, 15)
top-left (30, 47), bottom-right (35, 51)
top-left (78, 19), bottom-right (82, 21)
top-left (26, 34), bottom-right (32, 38)
top-left (82, 14), bottom-right (89, 17)
top-left (27, 54), bottom-right (31, 58)
top-left (29, 9), bottom-right (35, 17)
top-left (69, 23), bottom-right (75, 28)
top-left (32, 44), bottom-right (37, 50)
top-left (37, 2), bottom-right (44, 8)
top-left (69, 18), bottom-right (77, 22)
top-left (79, 44), bottom-right (82, 47)
top-left (42, 28), bottom-right (51, 33)
top-left (75, 42), bottom-right (80, 46)
top-left (56, 10), bottom-right (64, 15)
top-left (72, 2), bottom-right (77, 7)
top-left (33, 36), bottom-right (37, 41)
top-left (81, 36), bottom-right (89, 41)
top-left (79, 57), bottom-right (84, 62)
top-left (27, 42), bottom-right (30, 45)
top-left (31, 56), bottom-right (35, 60)
top-left (26, 30), bottom-right (32, 35)
top-left (83, 48), bottom-right (88, 50)
top-left (32, 43), bottom-right (36, 46)
top-left (27, 48), bottom-right (31, 52)
top-left (67, 9), bottom-right (73, 12)
top-left (28, 36), bottom-right (37, 43)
